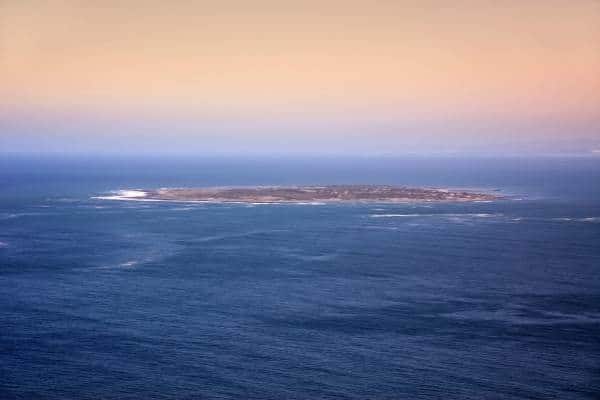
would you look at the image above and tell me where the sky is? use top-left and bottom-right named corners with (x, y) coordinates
top-left (1, 0), bottom-right (599, 156)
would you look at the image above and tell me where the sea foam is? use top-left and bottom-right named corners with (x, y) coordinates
top-left (92, 190), bottom-right (151, 201)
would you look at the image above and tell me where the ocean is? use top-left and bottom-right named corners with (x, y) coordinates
top-left (1, 156), bottom-right (599, 399)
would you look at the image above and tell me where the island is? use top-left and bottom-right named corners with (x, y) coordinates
top-left (96, 186), bottom-right (500, 203)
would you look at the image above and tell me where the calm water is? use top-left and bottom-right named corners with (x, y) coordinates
top-left (1, 156), bottom-right (600, 399)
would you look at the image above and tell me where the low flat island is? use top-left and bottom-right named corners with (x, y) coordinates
top-left (99, 186), bottom-right (500, 203)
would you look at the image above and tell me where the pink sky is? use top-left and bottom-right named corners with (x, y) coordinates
top-left (1, 0), bottom-right (599, 155)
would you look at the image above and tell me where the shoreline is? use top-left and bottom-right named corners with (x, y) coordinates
top-left (92, 185), bottom-right (503, 204)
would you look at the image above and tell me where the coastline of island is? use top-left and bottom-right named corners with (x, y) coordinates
top-left (93, 185), bottom-right (502, 203)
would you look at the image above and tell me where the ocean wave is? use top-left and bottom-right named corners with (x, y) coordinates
top-left (93, 192), bottom-right (281, 205)
top-left (119, 260), bottom-right (139, 268)
top-left (0, 212), bottom-right (52, 220)
top-left (117, 190), bottom-right (147, 198)
top-left (552, 217), bottom-right (600, 223)
top-left (0, 213), bottom-right (18, 220)
top-left (94, 259), bottom-right (143, 270)
top-left (369, 213), bottom-right (502, 218)
top-left (190, 229), bottom-right (289, 243)
top-left (369, 214), bottom-right (422, 218)
top-left (54, 198), bottom-right (80, 203)
top-left (365, 226), bottom-right (400, 230)
top-left (241, 201), bottom-right (326, 205)
top-left (0, 241), bottom-right (8, 248)
top-left (92, 190), bottom-right (149, 201)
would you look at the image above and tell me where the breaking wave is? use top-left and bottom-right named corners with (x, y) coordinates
top-left (369, 213), bottom-right (502, 218)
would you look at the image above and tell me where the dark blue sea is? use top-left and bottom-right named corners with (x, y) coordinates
top-left (1, 156), bottom-right (599, 399)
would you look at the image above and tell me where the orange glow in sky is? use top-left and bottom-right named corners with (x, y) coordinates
top-left (1, 0), bottom-right (599, 154)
